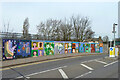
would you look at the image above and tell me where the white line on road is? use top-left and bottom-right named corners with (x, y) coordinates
top-left (81, 61), bottom-right (88, 63)
top-left (104, 60), bottom-right (118, 67)
top-left (58, 69), bottom-right (68, 79)
top-left (81, 59), bottom-right (94, 63)
top-left (73, 71), bottom-right (92, 79)
top-left (16, 66), bottom-right (67, 78)
top-left (87, 59), bottom-right (95, 62)
top-left (81, 58), bottom-right (103, 64)
top-left (105, 56), bottom-right (108, 58)
top-left (95, 60), bottom-right (107, 64)
top-left (81, 64), bottom-right (94, 70)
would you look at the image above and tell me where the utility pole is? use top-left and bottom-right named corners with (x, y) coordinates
top-left (112, 23), bottom-right (118, 56)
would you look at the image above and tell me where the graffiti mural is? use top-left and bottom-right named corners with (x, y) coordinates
top-left (2, 39), bottom-right (17, 59)
top-left (2, 39), bottom-right (104, 60)
top-left (17, 40), bottom-right (31, 58)
top-left (72, 43), bottom-right (76, 53)
top-left (31, 40), bottom-right (44, 57)
top-left (68, 42), bottom-right (72, 53)
top-left (79, 42), bottom-right (84, 53)
top-left (65, 43), bottom-right (68, 54)
top-left (75, 42), bottom-right (79, 53)
top-left (55, 41), bottom-right (64, 54)
top-left (91, 43), bottom-right (95, 53)
top-left (99, 43), bottom-right (103, 53)
top-left (72, 42), bottom-right (79, 53)
top-left (44, 41), bottom-right (54, 55)
top-left (85, 43), bottom-right (91, 53)
top-left (95, 43), bottom-right (99, 53)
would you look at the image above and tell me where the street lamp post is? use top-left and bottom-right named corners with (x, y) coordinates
top-left (112, 23), bottom-right (118, 56)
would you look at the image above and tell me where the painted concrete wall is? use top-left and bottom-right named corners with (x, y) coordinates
top-left (2, 39), bottom-right (103, 60)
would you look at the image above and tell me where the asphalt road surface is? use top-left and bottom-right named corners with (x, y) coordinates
top-left (1, 54), bottom-right (119, 80)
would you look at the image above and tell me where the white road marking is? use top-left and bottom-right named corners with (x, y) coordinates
top-left (104, 60), bottom-right (118, 67)
top-left (81, 59), bottom-right (94, 63)
top-left (105, 56), bottom-right (108, 58)
top-left (95, 60), bottom-right (107, 64)
top-left (81, 64), bottom-right (94, 70)
top-left (81, 61), bottom-right (88, 63)
top-left (87, 59), bottom-right (95, 62)
top-left (58, 69), bottom-right (68, 79)
top-left (73, 71), bottom-right (92, 79)
top-left (16, 66), bottom-right (67, 78)
top-left (81, 58), bottom-right (103, 64)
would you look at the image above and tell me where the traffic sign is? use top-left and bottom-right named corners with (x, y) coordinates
top-left (110, 48), bottom-right (113, 51)
top-left (109, 47), bottom-right (115, 57)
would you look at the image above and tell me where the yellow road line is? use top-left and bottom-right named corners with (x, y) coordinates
top-left (1, 55), bottom-right (82, 71)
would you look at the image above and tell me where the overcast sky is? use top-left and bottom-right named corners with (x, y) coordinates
top-left (1, 1), bottom-right (118, 40)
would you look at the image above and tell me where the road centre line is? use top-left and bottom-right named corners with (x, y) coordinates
top-left (16, 66), bottom-right (67, 78)
top-left (95, 60), bottom-right (107, 64)
top-left (81, 64), bottom-right (94, 70)
top-left (58, 69), bottom-right (68, 79)
top-left (73, 71), bottom-right (92, 79)
top-left (104, 60), bottom-right (118, 67)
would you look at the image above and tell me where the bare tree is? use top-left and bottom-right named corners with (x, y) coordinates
top-left (37, 19), bottom-right (62, 40)
top-left (22, 17), bottom-right (30, 39)
top-left (71, 15), bottom-right (94, 41)
top-left (36, 15), bottom-right (94, 41)
top-left (2, 21), bottom-right (16, 38)
top-left (60, 19), bottom-right (73, 41)
top-left (50, 19), bottom-right (62, 40)
top-left (37, 22), bottom-right (45, 39)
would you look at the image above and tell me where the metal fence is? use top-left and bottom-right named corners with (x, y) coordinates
top-left (0, 32), bottom-right (42, 40)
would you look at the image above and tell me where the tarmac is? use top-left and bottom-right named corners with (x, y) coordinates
top-left (1, 53), bottom-right (107, 68)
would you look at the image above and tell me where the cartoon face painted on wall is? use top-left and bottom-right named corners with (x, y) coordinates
top-left (32, 42), bottom-right (38, 50)
top-left (31, 40), bottom-right (44, 56)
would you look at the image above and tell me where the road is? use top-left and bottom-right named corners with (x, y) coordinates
top-left (1, 54), bottom-right (119, 80)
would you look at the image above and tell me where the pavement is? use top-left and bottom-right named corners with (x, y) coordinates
top-left (1, 53), bottom-right (119, 80)
top-left (2, 53), bottom-right (105, 68)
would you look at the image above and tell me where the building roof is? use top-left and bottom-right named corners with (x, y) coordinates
top-left (84, 36), bottom-right (103, 43)
top-left (115, 38), bottom-right (120, 41)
